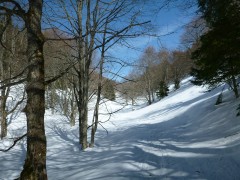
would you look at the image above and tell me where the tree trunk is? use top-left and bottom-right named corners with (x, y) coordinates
top-left (151, 90), bottom-right (155, 102)
top-left (90, 108), bottom-right (97, 147)
top-left (0, 87), bottom-right (8, 139)
top-left (70, 89), bottom-right (76, 127)
top-left (77, 0), bottom-right (97, 150)
top-left (50, 84), bottom-right (56, 114)
top-left (90, 51), bottom-right (104, 147)
top-left (79, 72), bottom-right (89, 150)
top-left (20, 0), bottom-right (47, 179)
top-left (145, 70), bottom-right (152, 105)
top-left (0, 49), bottom-right (8, 140)
top-left (147, 90), bottom-right (152, 105)
top-left (76, 0), bottom-right (88, 150)
top-left (78, 75), bottom-right (89, 149)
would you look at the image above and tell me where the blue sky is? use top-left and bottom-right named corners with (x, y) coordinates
top-left (106, 4), bottom-right (197, 79)
top-left (42, 0), bottom-right (197, 80)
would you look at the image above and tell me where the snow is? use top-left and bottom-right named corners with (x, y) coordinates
top-left (1, 77), bottom-right (240, 180)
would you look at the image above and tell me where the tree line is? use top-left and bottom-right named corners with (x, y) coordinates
top-left (119, 46), bottom-right (192, 105)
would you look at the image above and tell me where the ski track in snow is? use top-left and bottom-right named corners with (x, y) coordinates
top-left (1, 77), bottom-right (240, 180)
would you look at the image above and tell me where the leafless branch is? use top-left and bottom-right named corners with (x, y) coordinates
top-left (0, 133), bottom-right (27, 152)
top-left (0, 78), bottom-right (26, 89)
top-left (7, 90), bottom-right (26, 115)
top-left (98, 122), bottom-right (108, 134)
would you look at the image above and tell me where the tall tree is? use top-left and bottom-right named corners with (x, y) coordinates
top-left (75, 0), bottom-right (97, 150)
top-left (191, 0), bottom-right (240, 98)
top-left (0, 0), bottom-right (47, 179)
top-left (21, 0), bottom-right (47, 178)
top-left (55, 0), bottom-right (152, 149)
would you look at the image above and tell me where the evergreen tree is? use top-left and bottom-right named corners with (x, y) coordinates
top-left (156, 81), bottom-right (169, 99)
top-left (191, 0), bottom-right (240, 98)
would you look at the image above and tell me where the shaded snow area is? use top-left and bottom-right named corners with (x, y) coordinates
top-left (1, 77), bottom-right (240, 180)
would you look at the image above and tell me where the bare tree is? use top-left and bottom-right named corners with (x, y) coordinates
top-left (51, 0), bottom-right (152, 149)
top-left (170, 50), bottom-right (192, 89)
top-left (135, 46), bottom-right (159, 104)
top-left (89, 0), bottom-right (156, 146)
top-left (126, 48), bottom-right (173, 104)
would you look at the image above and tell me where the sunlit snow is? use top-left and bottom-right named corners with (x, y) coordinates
top-left (1, 77), bottom-right (240, 180)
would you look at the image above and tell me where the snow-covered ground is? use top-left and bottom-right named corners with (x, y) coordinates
top-left (1, 77), bottom-right (240, 180)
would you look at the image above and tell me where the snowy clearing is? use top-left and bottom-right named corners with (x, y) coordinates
top-left (1, 78), bottom-right (240, 180)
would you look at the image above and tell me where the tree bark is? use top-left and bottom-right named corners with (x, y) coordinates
top-left (76, 0), bottom-right (88, 150)
top-left (0, 87), bottom-right (8, 139)
top-left (20, 0), bottom-right (47, 179)
top-left (0, 47), bottom-right (8, 140)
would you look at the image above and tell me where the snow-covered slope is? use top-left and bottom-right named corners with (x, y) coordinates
top-left (1, 77), bottom-right (240, 180)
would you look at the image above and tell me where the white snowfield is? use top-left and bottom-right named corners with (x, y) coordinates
top-left (1, 77), bottom-right (240, 180)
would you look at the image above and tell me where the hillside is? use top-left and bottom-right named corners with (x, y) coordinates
top-left (1, 77), bottom-right (240, 180)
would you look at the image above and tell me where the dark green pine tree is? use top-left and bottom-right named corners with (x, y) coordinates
top-left (191, 0), bottom-right (240, 98)
top-left (156, 81), bottom-right (169, 99)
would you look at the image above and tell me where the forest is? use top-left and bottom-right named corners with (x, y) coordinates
top-left (0, 0), bottom-right (239, 179)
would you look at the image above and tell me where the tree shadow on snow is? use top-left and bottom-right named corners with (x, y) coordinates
top-left (47, 85), bottom-right (240, 180)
